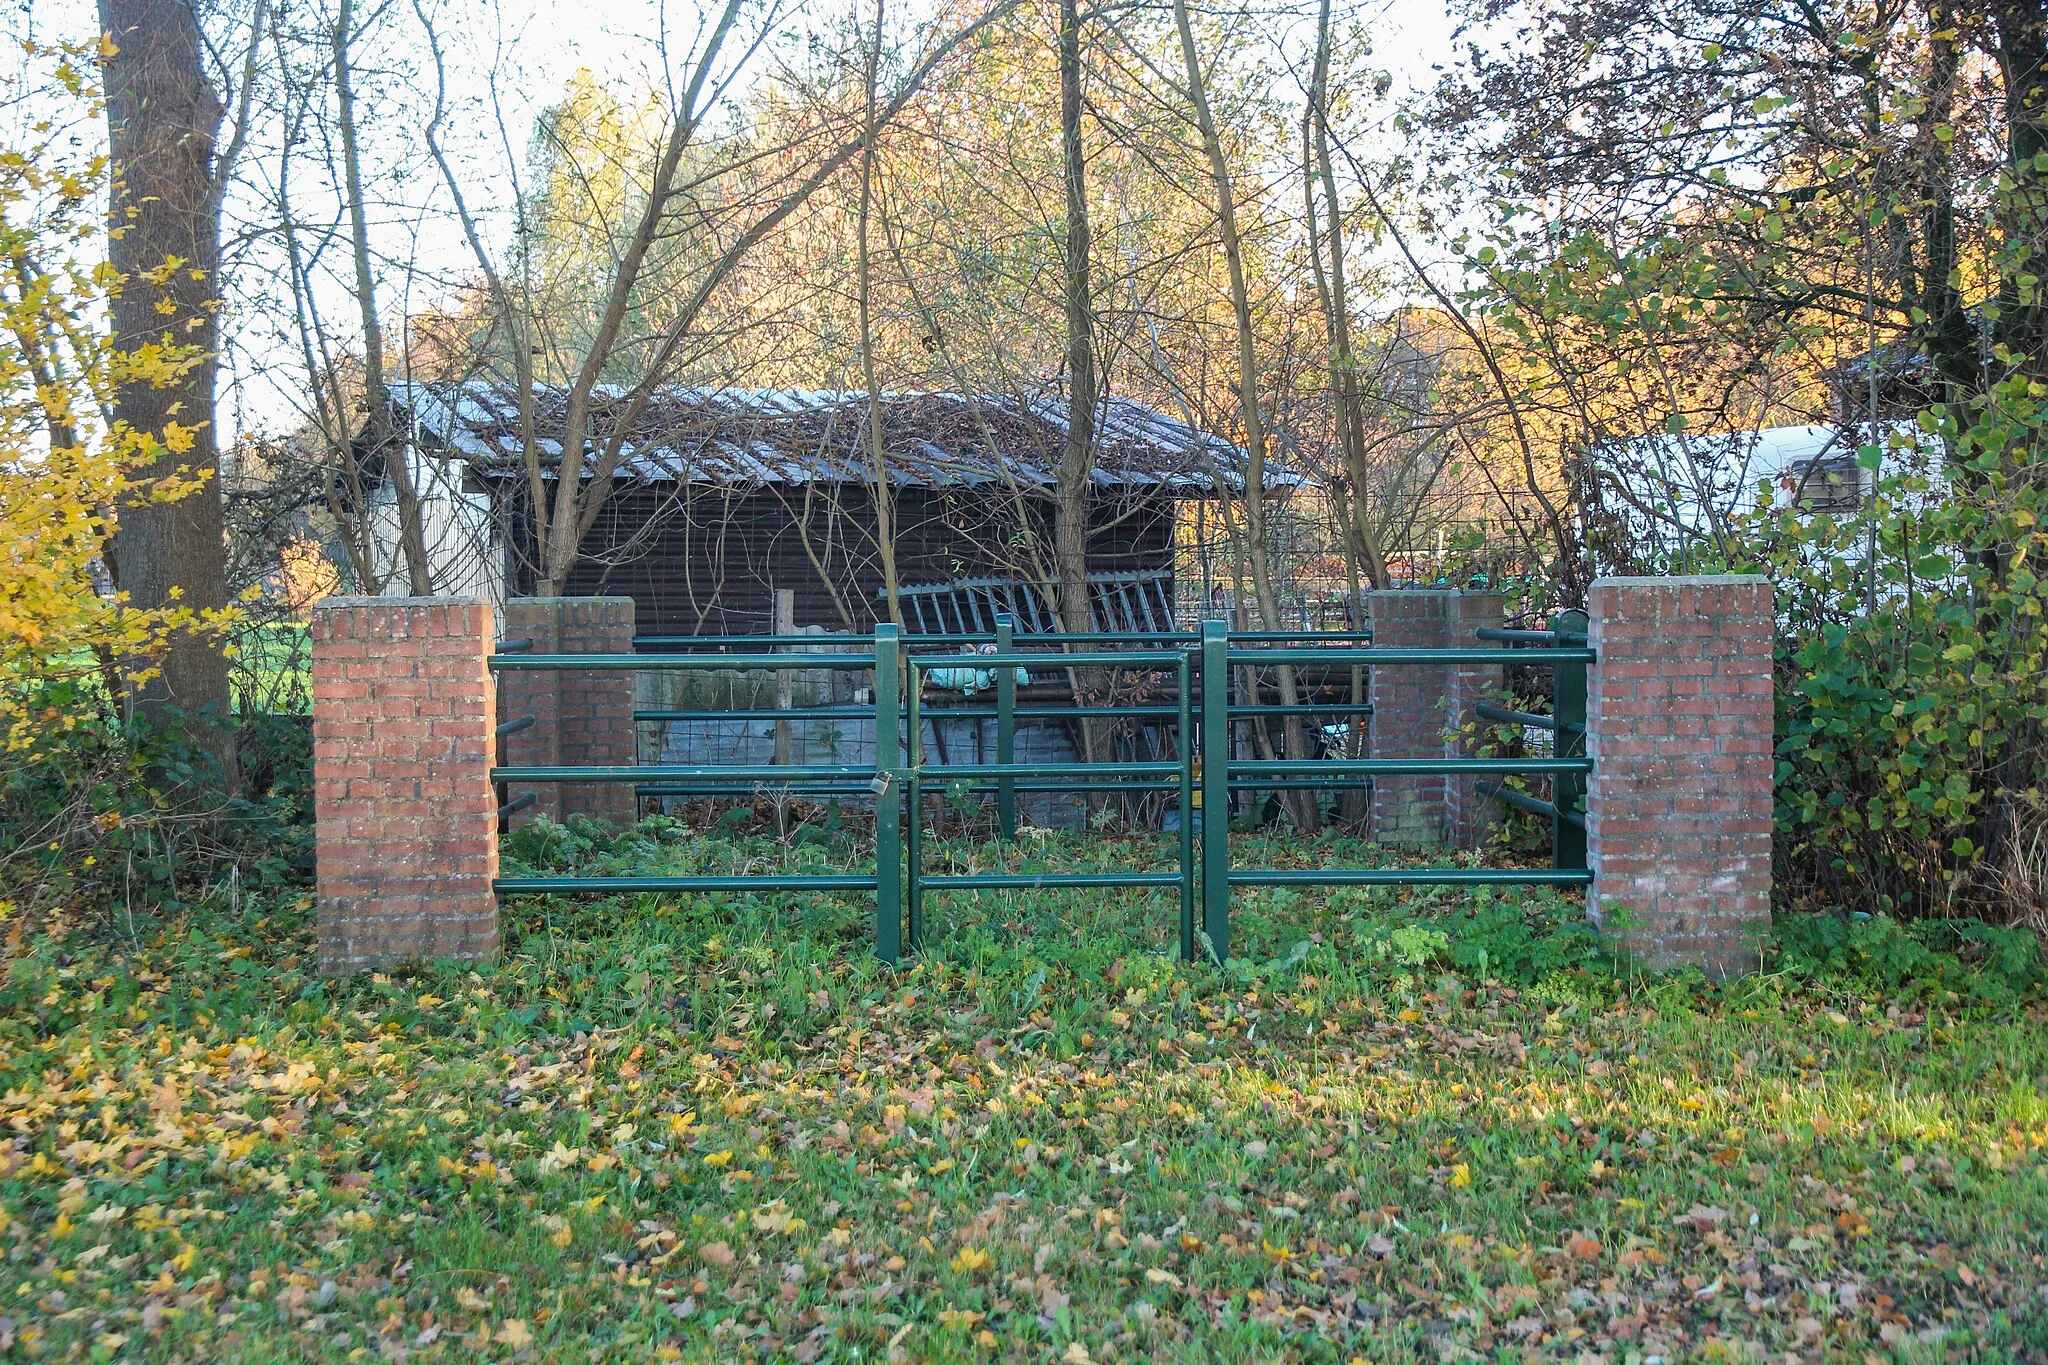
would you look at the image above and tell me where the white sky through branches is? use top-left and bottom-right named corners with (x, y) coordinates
top-left (15, 0), bottom-right (1457, 435)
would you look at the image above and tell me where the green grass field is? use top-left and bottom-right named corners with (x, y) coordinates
top-left (1, 824), bottom-right (2044, 1361)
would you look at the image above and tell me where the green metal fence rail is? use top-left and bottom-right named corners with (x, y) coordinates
top-left (487, 611), bottom-right (1597, 965)
top-left (1472, 608), bottom-right (1590, 870)
top-left (1190, 620), bottom-right (1596, 960)
top-left (490, 630), bottom-right (900, 929)
top-left (900, 641), bottom-right (1199, 960)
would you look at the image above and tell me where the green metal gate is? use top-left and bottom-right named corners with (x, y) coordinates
top-left (489, 614), bottom-right (1593, 964)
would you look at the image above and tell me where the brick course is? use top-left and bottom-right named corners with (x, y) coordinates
top-left (1364, 591), bottom-right (1504, 848)
top-left (312, 597), bottom-right (498, 972)
top-left (497, 597), bottom-right (637, 827)
top-left (1586, 575), bottom-right (1774, 976)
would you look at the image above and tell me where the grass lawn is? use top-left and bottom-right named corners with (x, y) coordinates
top-left (1, 821), bottom-right (2045, 1362)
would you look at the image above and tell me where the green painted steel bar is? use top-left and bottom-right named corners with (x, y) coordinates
top-left (913, 651), bottom-right (1184, 669)
top-left (1199, 620), bottom-right (1230, 961)
top-left (1476, 627), bottom-right (1590, 645)
top-left (981, 704), bottom-right (1172, 720)
top-left (496, 874), bottom-right (878, 895)
top-left (923, 872), bottom-right (1182, 891)
top-left (633, 703), bottom-right (1374, 724)
top-left (636, 707), bottom-right (885, 723)
top-left (493, 653), bottom-right (877, 671)
top-left (1226, 631), bottom-right (1374, 642)
top-left (923, 761), bottom-right (1181, 780)
top-left (1227, 868), bottom-right (1593, 887)
top-left (1478, 780), bottom-right (1586, 828)
top-left (996, 614), bottom-right (1016, 839)
top-left (1474, 701), bottom-right (1570, 732)
top-left (493, 764), bottom-right (872, 783)
top-left (636, 777), bottom-right (1385, 797)
top-left (874, 625), bottom-right (903, 964)
top-left (1002, 633), bottom-right (1190, 645)
top-left (635, 633), bottom-right (993, 648)
top-left (636, 786), bottom-right (869, 797)
top-left (1177, 652), bottom-right (1195, 963)
top-left (1227, 758), bottom-right (1591, 777)
top-left (1551, 608), bottom-right (1590, 872)
top-left (632, 631), bottom-right (1378, 648)
top-left (905, 654), bottom-right (922, 953)
top-left (1225, 647), bottom-right (1594, 666)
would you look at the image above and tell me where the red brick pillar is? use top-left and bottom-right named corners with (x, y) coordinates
top-left (1587, 575), bottom-right (1774, 976)
top-left (497, 597), bottom-right (637, 827)
top-left (1364, 590), bottom-right (1504, 848)
top-left (312, 597), bottom-right (498, 972)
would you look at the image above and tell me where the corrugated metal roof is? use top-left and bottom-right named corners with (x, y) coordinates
top-left (387, 380), bottom-right (1298, 492)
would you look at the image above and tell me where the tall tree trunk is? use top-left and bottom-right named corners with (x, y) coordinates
top-left (1056, 0), bottom-right (1097, 642)
top-left (99, 0), bottom-right (238, 784)
top-left (1305, 0), bottom-right (1388, 590)
top-left (1919, 0), bottom-right (1972, 403)
top-left (1991, 0), bottom-right (2048, 377)
top-left (859, 0), bottom-right (901, 627)
top-left (336, 0), bottom-right (432, 595)
top-left (1172, 0), bottom-right (1315, 826)
top-left (1058, 0), bottom-right (1109, 772)
top-left (1980, 0), bottom-right (2048, 908)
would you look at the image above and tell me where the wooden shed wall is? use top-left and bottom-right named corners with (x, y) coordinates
top-left (505, 483), bottom-right (1177, 635)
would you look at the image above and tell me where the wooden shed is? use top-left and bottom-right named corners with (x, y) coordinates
top-left (372, 382), bottom-right (1284, 633)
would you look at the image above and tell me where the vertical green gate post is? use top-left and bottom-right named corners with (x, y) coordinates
top-left (1551, 609), bottom-right (1589, 873)
top-left (874, 625), bottom-right (903, 964)
top-left (905, 661), bottom-right (923, 953)
top-left (996, 613), bottom-right (1016, 839)
top-left (1199, 619), bottom-right (1231, 962)
top-left (1177, 651), bottom-right (1195, 962)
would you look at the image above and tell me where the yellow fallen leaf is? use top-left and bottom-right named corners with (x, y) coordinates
top-left (703, 1149), bottom-right (734, 1168)
top-left (949, 1246), bottom-right (992, 1274)
top-left (1144, 1267), bottom-right (1182, 1288)
top-left (497, 1318), bottom-right (532, 1349)
top-left (668, 1111), bottom-right (697, 1137)
top-left (1449, 1163), bottom-right (1473, 1189)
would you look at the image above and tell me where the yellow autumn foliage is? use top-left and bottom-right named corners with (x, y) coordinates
top-left (0, 41), bottom-right (221, 747)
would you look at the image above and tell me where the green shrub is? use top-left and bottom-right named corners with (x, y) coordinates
top-left (1727, 396), bottom-right (2048, 925)
top-left (0, 694), bottom-right (311, 918)
top-left (1767, 911), bottom-right (2042, 1006)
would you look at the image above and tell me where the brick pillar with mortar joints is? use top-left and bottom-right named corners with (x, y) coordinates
top-left (312, 597), bottom-right (498, 972)
top-left (497, 597), bottom-right (637, 828)
top-left (1586, 575), bottom-right (1774, 977)
top-left (1363, 590), bottom-right (1505, 849)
